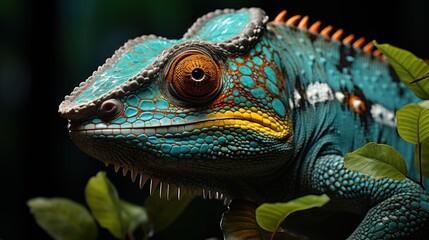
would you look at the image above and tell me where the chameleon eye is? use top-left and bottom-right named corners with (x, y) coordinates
top-left (98, 99), bottom-right (123, 121)
top-left (166, 50), bottom-right (222, 103)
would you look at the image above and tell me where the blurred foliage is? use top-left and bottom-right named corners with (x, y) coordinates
top-left (28, 197), bottom-right (98, 240)
top-left (28, 171), bottom-right (192, 240)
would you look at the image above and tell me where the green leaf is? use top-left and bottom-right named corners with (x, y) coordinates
top-left (373, 41), bottom-right (429, 99)
top-left (145, 189), bottom-right (193, 233)
top-left (344, 142), bottom-right (408, 180)
top-left (415, 139), bottom-right (429, 178)
top-left (221, 199), bottom-right (305, 240)
top-left (27, 197), bottom-right (97, 240)
top-left (119, 199), bottom-right (148, 234)
top-left (256, 194), bottom-right (330, 235)
top-left (417, 100), bottom-right (429, 109)
top-left (85, 171), bottom-right (126, 239)
top-left (397, 103), bottom-right (429, 144)
top-left (419, 100), bottom-right (429, 109)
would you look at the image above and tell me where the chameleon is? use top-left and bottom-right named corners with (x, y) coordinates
top-left (59, 8), bottom-right (429, 239)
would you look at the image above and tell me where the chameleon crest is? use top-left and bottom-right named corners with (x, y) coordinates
top-left (60, 8), bottom-right (429, 239)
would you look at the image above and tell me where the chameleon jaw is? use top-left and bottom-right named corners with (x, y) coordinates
top-left (104, 162), bottom-right (233, 205)
top-left (68, 109), bottom-right (291, 204)
top-left (69, 126), bottom-right (234, 204)
top-left (69, 107), bottom-right (291, 140)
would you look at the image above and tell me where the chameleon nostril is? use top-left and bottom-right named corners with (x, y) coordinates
top-left (101, 102), bottom-right (116, 112)
top-left (98, 99), bottom-right (123, 120)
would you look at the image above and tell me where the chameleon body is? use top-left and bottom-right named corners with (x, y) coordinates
top-left (59, 8), bottom-right (429, 239)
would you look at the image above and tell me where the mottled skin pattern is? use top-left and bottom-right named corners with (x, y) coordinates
top-left (59, 8), bottom-right (429, 239)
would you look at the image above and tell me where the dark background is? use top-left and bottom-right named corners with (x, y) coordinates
top-left (1, 0), bottom-right (428, 239)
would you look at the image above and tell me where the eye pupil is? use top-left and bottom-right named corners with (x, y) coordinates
top-left (191, 68), bottom-right (204, 81)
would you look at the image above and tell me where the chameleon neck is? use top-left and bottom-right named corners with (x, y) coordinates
top-left (266, 21), bottom-right (420, 196)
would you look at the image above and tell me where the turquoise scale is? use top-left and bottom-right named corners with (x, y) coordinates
top-left (223, 34), bottom-right (288, 123)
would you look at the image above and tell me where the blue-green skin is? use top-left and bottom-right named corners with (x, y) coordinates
top-left (60, 9), bottom-right (429, 239)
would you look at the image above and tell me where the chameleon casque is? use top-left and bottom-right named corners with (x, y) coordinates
top-left (59, 8), bottom-right (429, 239)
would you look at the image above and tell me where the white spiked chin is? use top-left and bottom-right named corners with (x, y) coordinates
top-left (105, 162), bottom-right (232, 205)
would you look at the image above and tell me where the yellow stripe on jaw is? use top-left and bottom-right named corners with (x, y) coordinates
top-left (194, 108), bottom-right (291, 139)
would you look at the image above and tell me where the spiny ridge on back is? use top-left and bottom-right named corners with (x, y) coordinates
top-left (273, 10), bottom-right (383, 58)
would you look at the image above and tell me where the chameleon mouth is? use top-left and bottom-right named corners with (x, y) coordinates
top-left (103, 162), bottom-right (232, 205)
top-left (70, 118), bottom-right (284, 137)
top-left (69, 126), bottom-right (234, 204)
top-left (68, 110), bottom-right (290, 204)
top-left (70, 108), bottom-right (290, 139)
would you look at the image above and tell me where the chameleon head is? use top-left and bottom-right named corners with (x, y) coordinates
top-left (59, 8), bottom-right (294, 202)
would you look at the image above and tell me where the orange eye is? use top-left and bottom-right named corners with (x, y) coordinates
top-left (167, 51), bottom-right (222, 102)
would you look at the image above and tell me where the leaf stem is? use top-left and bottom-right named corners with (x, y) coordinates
top-left (270, 217), bottom-right (285, 240)
top-left (270, 231), bottom-right (276, 240)
top-left (415, 113), bottom-right (425, 190)
top-left (417, 142), bottom-right (424, 190)
top-left (127, 232), bottom-right (136, 240)
top-left (410, 71), bottom-right (429, 84)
